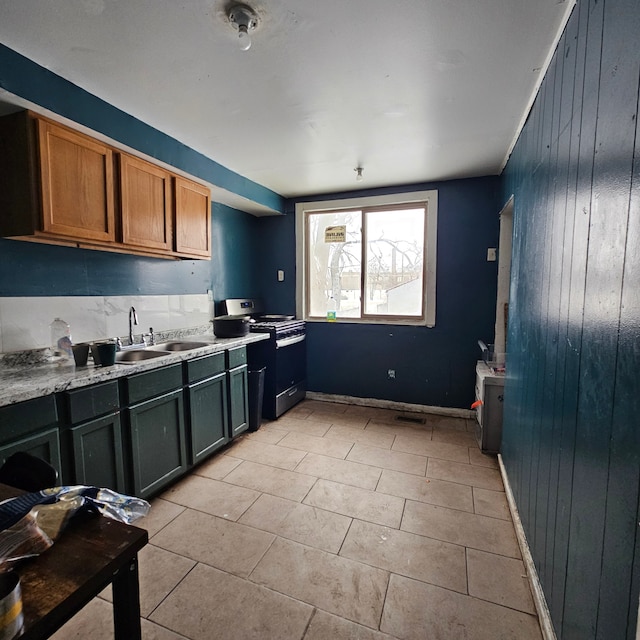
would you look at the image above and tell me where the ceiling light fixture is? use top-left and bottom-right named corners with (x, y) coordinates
top-left (228, 3), bottom-right (259, 51)
top-left (355, 167), bottom-right (364, 182)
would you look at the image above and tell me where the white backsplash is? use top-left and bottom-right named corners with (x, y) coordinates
top-left (0, 294), bottom-right (212, 353)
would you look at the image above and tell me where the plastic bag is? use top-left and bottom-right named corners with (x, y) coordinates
top-left (0, 486), bottom-right (150, 571)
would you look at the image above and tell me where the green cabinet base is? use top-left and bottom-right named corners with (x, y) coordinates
top-left (128, 389), bottom-right (187, 499)
top-left (187, 371), bottom-right (228, 465)
top-left (71, 412), bottom-right (125, 493)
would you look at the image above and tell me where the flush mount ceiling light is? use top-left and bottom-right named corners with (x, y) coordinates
top-left (228, 3), bottom-right (259, 51)
top-left (354, 167), bottom-right (364, 182)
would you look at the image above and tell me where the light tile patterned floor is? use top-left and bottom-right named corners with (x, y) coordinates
top-left (51, 400), bottom-right (542, 640)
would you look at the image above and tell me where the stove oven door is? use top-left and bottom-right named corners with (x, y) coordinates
top-left (249, 333), bottom-right (306, 420)
top-left (272, 333), bottom-right (306, 419)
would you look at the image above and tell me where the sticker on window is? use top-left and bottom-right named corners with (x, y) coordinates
top-left (324, 225), bottom-right (346, 243)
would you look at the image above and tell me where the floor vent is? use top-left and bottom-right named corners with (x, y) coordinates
top-left (395, 415), bottom-right (426, 425)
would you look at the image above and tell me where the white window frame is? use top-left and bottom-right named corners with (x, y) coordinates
top-left (295, 189), bottom-right (438, 327)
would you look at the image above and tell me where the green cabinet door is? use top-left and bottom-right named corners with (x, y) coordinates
top-left (71, 412), bottom-right (125, 492)
top-left (228, 365), bottom-right (249, 438)
top-left (0, 428), bottom-right (62, 482)
top-left (128, 389), bottom-right (187, 499)
top-left (187, 371), bottom-right (228, 465)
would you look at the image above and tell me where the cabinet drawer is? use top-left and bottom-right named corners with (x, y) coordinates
top-left (64, 381), bottom-right (120, 424)
top-left (186, 352), bottom-right (225, 383)
top-left (0, 395), bottom-right (58, 443)
top-left (226, 346), bottom-right (247, 370)
top-left (125, 364), bottom-right (183, 405)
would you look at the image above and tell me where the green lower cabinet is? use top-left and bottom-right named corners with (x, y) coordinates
top-left (71, 413), bottom-right (125, 493)
top-left (0, 428), bottom-right (62, 482)
top-left (128, 389), bottom-right (187, 499)
top-left (228, 365), bottom-right (249, 437)
top-left (187, 372), bottom-right (228, 465)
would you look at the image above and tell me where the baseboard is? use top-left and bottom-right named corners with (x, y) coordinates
top-left (498, 454), bottom-right (557, 640)
top-left (305, 391), bottom-right (475, 419)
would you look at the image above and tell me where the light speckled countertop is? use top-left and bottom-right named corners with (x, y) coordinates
top-left (0, 332), bottom-right (269, 408)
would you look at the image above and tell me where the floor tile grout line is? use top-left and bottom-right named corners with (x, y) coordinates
top-left (150, 499), bottom-right (257, 525)
top-left (217, 460), bottom-right (320, 489)
top-left (245, 555), bottom-right (391, 632)
top-left (246, 526), bottom-right (279, 582)
top-left (335, 516), bottom-right (357, 556)
top-left (142, 559), bottom-right (201, 623)
top-left (464, 546), bottom-right (471, 597)
top-left (144, 504), bottom-right (187, 542)
top-left (376, 568), bottom-right (393, 634)
top-left (300, 608), bottom-right (319, 640)
top-left (385, 568), bottom-right (542, 619)
top-left (299, 474), bottom-right (321, 503)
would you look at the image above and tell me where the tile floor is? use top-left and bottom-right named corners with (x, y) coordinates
top-left (51, 400), bottom-right (543, 640)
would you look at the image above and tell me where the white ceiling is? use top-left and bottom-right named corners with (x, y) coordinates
top-left (0, 0), bottom-right (572, 200)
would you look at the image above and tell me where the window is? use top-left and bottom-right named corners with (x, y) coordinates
top-left (296, 190), bottom-right (437, 326)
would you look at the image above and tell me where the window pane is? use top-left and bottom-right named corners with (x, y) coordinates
top-left (307, 211), bottom-right (362, 318)
top-left (363, 208), bottom-right (425, 316)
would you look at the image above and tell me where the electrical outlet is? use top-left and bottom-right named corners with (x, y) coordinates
top-left (277, 270), bottom-right (285, 282)
top-left (487, 248), bottom-right (497, 262)
top-left (387, 369), bottom-right (396, 379)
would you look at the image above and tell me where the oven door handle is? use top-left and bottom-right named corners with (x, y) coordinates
top-left (275, 334), bottom-right (306, 349)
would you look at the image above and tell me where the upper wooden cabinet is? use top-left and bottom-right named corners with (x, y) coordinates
top-left (38, 119), bottom-right (116, 243)
top-left (174, 177), bottom-right (211, 258)
top-left (120, 154), bottom-right (172, 253)
top-left (0, 111), bottom-right (211, 260)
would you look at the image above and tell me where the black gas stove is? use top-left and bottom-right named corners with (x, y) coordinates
top-left (222, 299), bottom-right (306, 419)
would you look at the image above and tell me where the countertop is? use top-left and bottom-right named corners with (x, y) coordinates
top-left (0, 332), bottom-right (269, 408)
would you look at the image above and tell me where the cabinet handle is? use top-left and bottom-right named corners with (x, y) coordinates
top-left (288, 387), bottom-right (298, 397)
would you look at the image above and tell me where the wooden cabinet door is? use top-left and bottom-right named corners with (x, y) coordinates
top-left (174, 177), bottom-right (211, 258)
top-left (37, 119), bottom-right (115, 242)
top-left (120, 154), bottom-right (172, 252)
top-left (187, 372), bottom-right (228, 465)
top-left (71, 413), bottom-right (126, 493)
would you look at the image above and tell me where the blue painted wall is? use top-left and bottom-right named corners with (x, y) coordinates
top-left (501, 0), bottom-right (640, 637)
top-left (258, 177), bottom-right (501, 409)
top-left (0, 201), bottom-right (257, 302)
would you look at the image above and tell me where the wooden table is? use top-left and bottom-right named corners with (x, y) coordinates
top-left (0, 485), bottom-right (148, 639)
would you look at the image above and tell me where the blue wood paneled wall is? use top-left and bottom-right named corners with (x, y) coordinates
top-left (501, 0), bottom-right (640, 637)
top-left (268, 177), bottom-right (501, 409)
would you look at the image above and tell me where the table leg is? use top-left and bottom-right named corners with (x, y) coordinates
top-left (112, 555), bottom-right (142, 640)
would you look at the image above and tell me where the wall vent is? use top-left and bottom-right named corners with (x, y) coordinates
top-left (395, 415), bottom-right (426, 425)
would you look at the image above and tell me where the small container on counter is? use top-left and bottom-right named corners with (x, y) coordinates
top-left (50, 318), bottom-right (72, 361)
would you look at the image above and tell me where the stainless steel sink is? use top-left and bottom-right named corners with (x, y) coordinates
top-left (115, 349), bottom-right (171, 363)
top-left (147, 341), bottom-right (210, 352)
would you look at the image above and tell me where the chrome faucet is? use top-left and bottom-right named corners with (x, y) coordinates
top-left (128, 306), bottom-right (139, 345)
